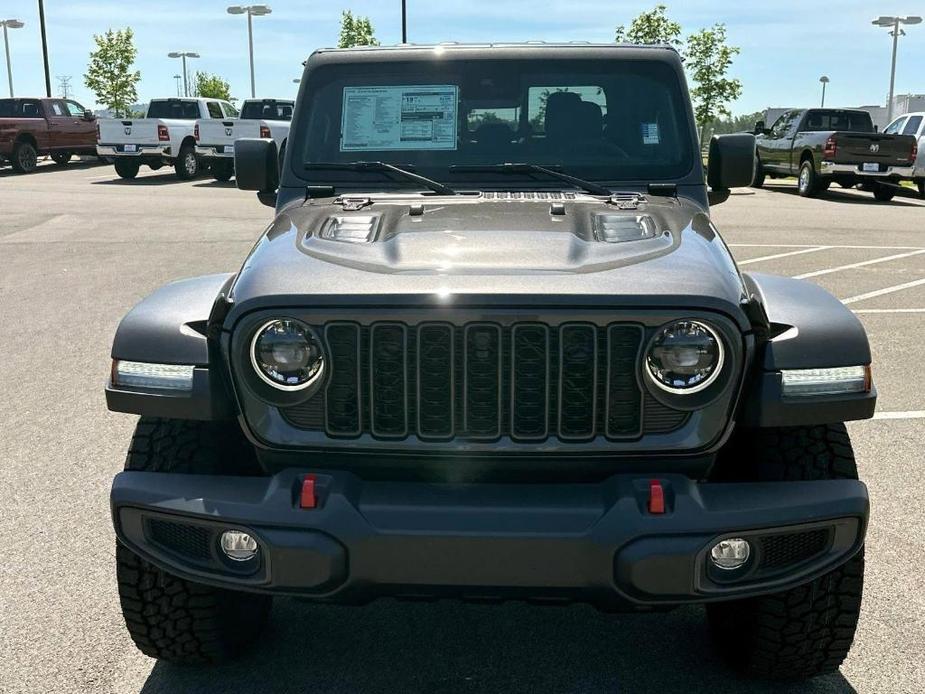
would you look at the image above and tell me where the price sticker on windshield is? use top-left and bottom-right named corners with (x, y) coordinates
top-left (340, 85), bottom-right (459, 152)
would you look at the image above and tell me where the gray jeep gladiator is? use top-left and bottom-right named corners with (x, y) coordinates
top-left (107, 44), bottom-right (875, 680)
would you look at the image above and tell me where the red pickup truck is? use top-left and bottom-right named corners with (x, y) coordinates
top-left (0, 97), bottom-right (98, 173)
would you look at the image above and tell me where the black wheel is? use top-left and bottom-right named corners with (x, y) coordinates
top-left (708, 424), bottom-right (864, 680)
top-left (175, 144), bottom-right (200, 180)
top-left (211, 159), bottom-right (234, 182)
top-left (114, 159), bottom-right (140, 180)
top-left (11, 140), bottom-right (38, 173)
top-left (751, 152), bottom-right (765, 188)
top-left (117, 418), bottom-right (270, 664)
top-left (918, 179), bottom-right (924, 199)
top-left (872, 184), bottom-right (895, 202)
top-left (797, 159), bottom-right (820, 197)
top-left (51, 151), bottom-right (72, 166)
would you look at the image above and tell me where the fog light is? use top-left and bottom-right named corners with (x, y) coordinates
top-left (710, 538), bottom-right (751, 570)
top-left (220, 530), bottom-right (259, 561)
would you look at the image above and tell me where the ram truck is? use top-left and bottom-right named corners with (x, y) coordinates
top-left (107, 44), bottom-right (874, 680)
top-left (753, 107), bottom-right (917, 200)
top-left (0, 97), bottom-right (97, 173)
top-left (97, 97), bottom-right (236, 180)
top-left (195, 98), bottom-right (294, 181)
top-left (883, 111), bottom-right (925, 198)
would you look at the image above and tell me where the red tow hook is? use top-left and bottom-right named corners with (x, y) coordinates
top-left (648, 480), bottom-right (666, 514)
top-left (299, 474), bottom-right (317, 509)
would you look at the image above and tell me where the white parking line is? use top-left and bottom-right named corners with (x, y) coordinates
top-left (872, 411), bottom-right (925, 421)
top-left (795, 250), bottom-right (925, 280)
top-left (730, 244), bottom-right (925, 250)
top-left (842, 278), bottom-right (925, 304)
top-left (737, 246), bottom-right (831, 265)
top-left (853, 308), bottom-right (925, 314)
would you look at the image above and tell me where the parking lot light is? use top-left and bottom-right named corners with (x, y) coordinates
top-left (871, 16), bottom-right (922, 122)
top-left (819, 76), bottom-right (829, 107)
top-left (1, 18), bottom-right (25, 98)
top-left (227, 5), bottom-right (272, 99)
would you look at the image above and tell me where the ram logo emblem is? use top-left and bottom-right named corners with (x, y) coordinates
top-left (869, 143), bottom-right (880, 153)
top-left (225, 127), bottom-right (233, 136)
top-left (124, 126), bottom-right (131, 135)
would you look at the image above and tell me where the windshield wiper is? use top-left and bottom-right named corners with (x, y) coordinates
top-left (448, 163), bottom-right (612, 197)
top-left (305, 161), bottom-right (456, 196)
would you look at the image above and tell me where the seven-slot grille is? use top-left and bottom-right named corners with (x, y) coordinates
top-left (285, 321), bottom-right (689, 442)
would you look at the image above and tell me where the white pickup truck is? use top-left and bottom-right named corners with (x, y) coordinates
top-left (97, 97), bottom-right (237, 180)
top-left (195, 98), bottom-right (293, 181)
top-left (884, 112), bottom-right (924, 198)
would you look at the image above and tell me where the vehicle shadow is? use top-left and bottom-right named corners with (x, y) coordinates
top-left (91, 172), bottom-right (192, 186)
top-left (764, 183), bottom-right (923, 207)
top-left (138, 599), bottom-right (856, 694)
top-left (193, 179), bottom-right (237, 189)
top-left (0, 159), bottom-right (106, 178)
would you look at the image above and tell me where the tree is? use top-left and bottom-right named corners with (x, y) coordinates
top-left (686, 24), bottom-right (743, 141)
top-left (614, 4), bottom-right (682, 49)
top-left (338, 10), bottom-right (379, 48)
top-left (84, 28), bottom-right (141, 117)
top-left (193, 72), bottom-right (233, 101)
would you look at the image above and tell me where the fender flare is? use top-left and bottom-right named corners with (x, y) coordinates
top-left (106, 273), bottom-right (236, 420)
top-left (740, 272), bottom-right (876, 427)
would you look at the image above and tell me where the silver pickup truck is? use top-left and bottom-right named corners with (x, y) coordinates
top-left (884, 111), bottom-right (925, 198)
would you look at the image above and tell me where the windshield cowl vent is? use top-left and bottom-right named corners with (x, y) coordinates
top-left (481, 192), bottom-right (578, 201)
top-left (319, 214), bottom-right (380, 243)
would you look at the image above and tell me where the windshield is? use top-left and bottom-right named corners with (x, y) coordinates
top-left (294, 57), bottom-right (694, 189)
top-left (241, 100), bottom-right (294, 121)
top-left (146, 100), bottom-right (200, 119)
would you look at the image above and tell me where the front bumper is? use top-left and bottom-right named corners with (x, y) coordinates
top-left (195, 145), bottom-right (233, 159)
top-left (821, 161), bottom-right (915, 179)
top-left (97, 144), bottom-right (170, 159)
top-left (111, 469), bottom-right (868, 607)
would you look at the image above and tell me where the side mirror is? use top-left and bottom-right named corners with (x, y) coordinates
top-left (235, 138), bottom-right (279, 207)
top-left (84, 109), bottom-right (96, 121)
top-left (707, 133), bottom-right (756, 205)
top-left (754, 120), bottom-right (766, 134)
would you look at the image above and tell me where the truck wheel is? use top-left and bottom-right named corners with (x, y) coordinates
top-left (797, 160), bottom-right (820, 197)
top-left (51, 152), bottom-right (72, 166)
top-left (872, 184), bottom-right (895, 202)
top-left (11, 140), bottom-right (38, 173)
top-left (918, 179), bottom-right (924, 198)
top-left (751, 153), bottom-right (765, 188)
top-left (114, 159), bottom-right (140, 180)
top-left (707, 424), bottom-right (864, 680)
top-left (175, 145), bottom-right (200, 180)
top-left (116, 418), bottom-right (270, 664)
top-left (211, 159), bottom-right (234, 182)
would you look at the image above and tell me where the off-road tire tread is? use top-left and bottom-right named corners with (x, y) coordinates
top-left (707, 423), bottom-right (864, 679)
top-left (117, 418), bottom-right (268, 664)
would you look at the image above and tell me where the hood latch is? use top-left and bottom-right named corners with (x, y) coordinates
top-left (607, 193), bottom-right (646, 210)
top-left (339, 196), bottom-right (373, 211)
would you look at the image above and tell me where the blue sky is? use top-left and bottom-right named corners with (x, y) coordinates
top-left (3, 1), bottom-right (923, 115)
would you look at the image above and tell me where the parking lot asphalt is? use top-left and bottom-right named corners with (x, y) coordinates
top-left (1, 162), bottom-right (923, 694)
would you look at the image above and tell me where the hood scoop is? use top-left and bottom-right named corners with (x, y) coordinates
top-left (319, 213), bottom-right (381, 244)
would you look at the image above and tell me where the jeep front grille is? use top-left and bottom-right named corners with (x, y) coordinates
top-left (283, 321), bottom-right (688, 442)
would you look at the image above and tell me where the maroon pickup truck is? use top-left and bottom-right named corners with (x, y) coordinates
top-left (0, 97), bottom-right (98, 173)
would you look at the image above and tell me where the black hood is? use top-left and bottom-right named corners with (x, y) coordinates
top-left (226, 193), bottom-right (749, 327)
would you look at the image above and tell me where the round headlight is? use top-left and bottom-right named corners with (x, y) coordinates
top-left (250, 319), bottom-right (324, 391)
top-left (645, 320), bottom-right (724, 394)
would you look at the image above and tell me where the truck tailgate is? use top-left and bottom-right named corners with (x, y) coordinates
top-left (197, 120), bottom-right (262, 146)
top-left (834, 132), bottom-right (917, 166)
top-left (98, 119), bottom-right (163, 145)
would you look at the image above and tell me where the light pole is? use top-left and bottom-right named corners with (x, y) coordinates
top-left (1, 19), bottom-right (24, 98)
top-left (819, 76), bottom-right (829, 107)
top-left (173, 74), bottom-right (182, 96)
top-left (401, 0), bottom-right (407, 43)
top-left (168, 51), bottom-right (200, 97)
top-left (871, 15), bottom-right (922, 122)
top-left (37, 0), bottom-right (50, 96)
top-left (227, 5), bottom-right (272, 99)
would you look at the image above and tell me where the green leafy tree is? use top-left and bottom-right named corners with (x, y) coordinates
top-left (193, 72), bottom-right (233, 101)
top-left (710, 111), bottom-right (765, 136)
top-left (686, 24), bottom-right (743, 142)
top-left (338, 10), bottom-right (380, 48)
top-left (84, 28), bottom-right (141, 117)
top-left (614, 4), bottom-right (682, 49)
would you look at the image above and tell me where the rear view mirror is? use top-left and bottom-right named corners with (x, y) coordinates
top-left (84, 109), bottom-right (96, 121)
top-left (754, 120), bottom-right (766, 134)
top-left (235, 138), bottom-right (279, 207)
top-left (707, 134), bottom-right (755, 205)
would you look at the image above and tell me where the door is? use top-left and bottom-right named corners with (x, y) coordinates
top-left (766, 110), bottom-right (803, 173)
top-left (64, 100), bottom-right (97, 152)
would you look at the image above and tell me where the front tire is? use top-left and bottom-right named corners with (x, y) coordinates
top-left (51, 151), bottom-right (72, 166)
top-left (174, 144), bottom-right (200, 180)
top-left (708, 424), bottom-right (864, 680)
top-left (211, 159), bottom-right (234, 182)
top-left (751, 153), bottom-right (765, 188)
top-left (872, 184), bottom-right (895, 202)
top-left (114, 159), bottom-right (140, 180)
top-left (797, 159), bottom-right (821, 197)
top-left (11, 140), bottom-right (38, 173)
top-left (116, 418), bottom-right (270, 664)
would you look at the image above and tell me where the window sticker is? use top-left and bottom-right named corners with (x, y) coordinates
top-left (641, 122), bottom-right (660, 145)
top-left (340, 85), bottom-right (458, 152)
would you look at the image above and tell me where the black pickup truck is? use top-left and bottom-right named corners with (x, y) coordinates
top-left (106, 44), bottom-right (874, 680)
top-left (753, 108), bottom-right (918, 201)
